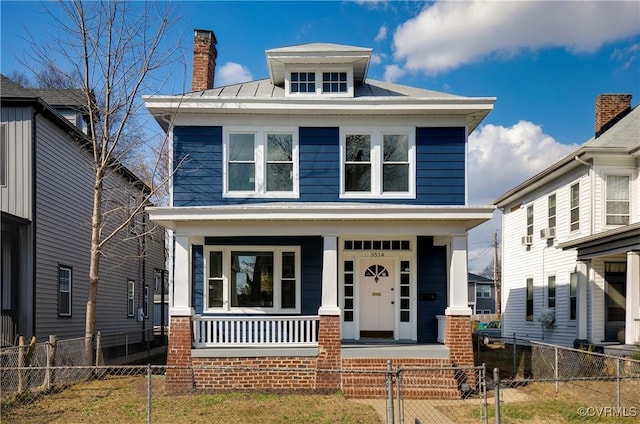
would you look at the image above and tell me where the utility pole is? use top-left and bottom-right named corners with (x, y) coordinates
top-left (493, 231), bottom-right (501, 316)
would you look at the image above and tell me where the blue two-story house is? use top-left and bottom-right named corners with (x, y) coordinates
top-left (144, 30), bottom-right (495, 395)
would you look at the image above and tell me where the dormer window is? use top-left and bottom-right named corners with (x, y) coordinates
top-left (286, 69), bottom-right (353, 97)
top-left (322, 72), bottom-right (347, 93)
top-left (290, 72), bottom-right (316, 93)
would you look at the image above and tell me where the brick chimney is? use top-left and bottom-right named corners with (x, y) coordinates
top-left (595, 94), bottom-right (632, 137)
top-left (192, 29), bottom-right (217, 92)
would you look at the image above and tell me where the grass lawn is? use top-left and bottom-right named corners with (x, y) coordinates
top-left (1, 375), bottom-right (382, 424)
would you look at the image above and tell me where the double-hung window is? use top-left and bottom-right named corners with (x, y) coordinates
top-left (205, 246), bottom-right (301, 313)
top-left (605, 175), bottom-right (630, 225)
top-left (547, 194), bottom-right (556, 229)
top-left (127, 280), bottom-right (135, 317)
top-left (569, 272), bottom-right (578, 321)
top-left (570, 183), bottom-right (580, 231)
top-left (224, 128), bottom-right (298, 198)
top-left (547, 275), bottom-right (556, 308)
top-left (341, 128), bottom-right (415, 198)
top-left (58, 265), bottom-right (72, 317)
top-left (526, 278), bottom-right (534, 321)
top-left (526, 205), bottom-right (534, 237)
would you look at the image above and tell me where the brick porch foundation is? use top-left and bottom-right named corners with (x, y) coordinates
top-left (444, 314), bottom-right (475, 388)
top-left (165, 316), bottom-right (195, 393)
top-left (316, 315), bottom-right (342, 390)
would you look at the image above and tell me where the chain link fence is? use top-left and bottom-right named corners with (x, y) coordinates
top-left (2, 344), bottom-right (639, 423)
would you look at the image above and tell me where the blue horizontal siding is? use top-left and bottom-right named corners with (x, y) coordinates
top-left (416, 127), bottom-right (465, 205)
top-left (173, 126), bottom-right (222, 207)
top-left (416, 236), bottom-right (447, 342)
top-left (201, 236), bottom-right (322, 315)
top-left (172, 125), bottom-right (466, 206)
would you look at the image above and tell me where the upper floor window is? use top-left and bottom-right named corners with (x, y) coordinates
top-left (341, 129), bottom-right (415, 198)
top-left (476, 285), bottom-right (492, 298)
top-left (570, 183), bottom-right (580, 231)
top-left (547, 194), bottom-right (556, 229)
top-left (605, 175), bottom-right (630, 225)
top-left (526, 205), bottom-right (534, 236)
top-left (58, 265), bottom-right (72, 317)
top-left (322, 72), bottom-right (347, 93)
top-left (287, 69), bottom-right (352, 96)
top-left (290, 72), bottom-right (316, 93)
top-left (205, 246), bottom-right (301, 313)
top-left (224, 129), bottom-right (298, 198)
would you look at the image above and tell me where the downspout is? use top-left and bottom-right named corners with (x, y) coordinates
top-left (574, 156), bottom-right (594, 235)
top-left (31, 110), bottom-right (39, 339)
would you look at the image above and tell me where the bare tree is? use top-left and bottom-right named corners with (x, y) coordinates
top-left (24, 0), bottom-right (182, 359)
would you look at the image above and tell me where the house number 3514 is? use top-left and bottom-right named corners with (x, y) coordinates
top-left (370, 252), bottom-right (385, 257)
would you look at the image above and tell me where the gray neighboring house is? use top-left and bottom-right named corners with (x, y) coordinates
top-left (0, 75), bottom-right (165, 351)
top-left (468, 273), bottom-right (496, 315)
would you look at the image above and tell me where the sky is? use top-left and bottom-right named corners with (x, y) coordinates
top-left (2, 1), bottom-right (639, 273)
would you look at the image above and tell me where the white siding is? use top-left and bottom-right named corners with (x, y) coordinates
top-left (1, 106), bottom-right (32, 220)
top-left (501, 167), bottom-right (590, 346)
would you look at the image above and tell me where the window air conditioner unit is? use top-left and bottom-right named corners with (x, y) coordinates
top-left (521, 235), bottom-right (533, 246)
top-left (540, 227), bottom-right (556, 240)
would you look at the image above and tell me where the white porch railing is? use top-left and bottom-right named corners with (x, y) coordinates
top-left (193, 315), bottom-right (320, 348)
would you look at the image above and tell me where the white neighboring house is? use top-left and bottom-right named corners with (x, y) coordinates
top-left (495, 94), bottom-right (639, 351)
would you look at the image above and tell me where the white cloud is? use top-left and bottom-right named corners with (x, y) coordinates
top-left (392, 1), bottom-right (640, 74)
top-left (383, 64), bottom-right (405, 82)
top-left (370, 53), bottom-right (386, 65)
top-left (375, 24), bottom-right (388, 42)
top-left (466, 121), bottom-right (580, 272)
top-left (468, 120), bottom-right (579, 204)
top-left (215, 62), bottom-right (253, 87)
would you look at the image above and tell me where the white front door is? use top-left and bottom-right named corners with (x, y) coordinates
top-left (359, 258), bottom-right (395, 337)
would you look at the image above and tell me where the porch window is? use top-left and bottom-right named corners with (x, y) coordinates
top-left (569, 272), bottom-right (577, 321)
top-left (58, 265), bottom-right (72, 317)
top-left (341, 128), bottom-right (415, 198)
top-left (343, 260), bottom-right (354, 322)
top-left (526, 278), bottom-right (534, 321)
top-left (605, 175), bottom-right (630, 225)
top-left (224, 129), bottom-right (298, 198)
top-left (570, 183), bottom-right (580, 231)
top-left (547, 275), bottom-right (556, 308)
top-left (399, 260), bottom-right (411, 322)
top-left (205, 247), bottom-right (300, 313)
top-left (127, 280), bottom-right (135, 317)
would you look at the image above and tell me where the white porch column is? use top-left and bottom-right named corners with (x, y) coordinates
top-left (625, 251), bottom-right (640, 345)
top-left (170, 234), bottom-right (194, 316)
top-left (576, 260), bottom-right (588, 340)
top-left (445, 234), bottom-right (472, 316)
top-left (318, 234), bottom-right (341, 316)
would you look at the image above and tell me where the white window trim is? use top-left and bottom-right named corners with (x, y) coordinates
top-left (570, 183), bottom-right (580, 232)
top-left (339, 127), bottom-right (416, 199)
top-left (284, 66), bottom-right (354, 98)
top-left (127, 280), bottom-right (135, 317)
top-left (547, 193), bottom-right (556, 229)
top-left (223, 127), bottom-right (299, 198)
top-left (603, 172), bottom-right (632, 228)
top-left (58, 265), bottom-right (72, 317)
top-left (203, 245), bottom-right (302, 314)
